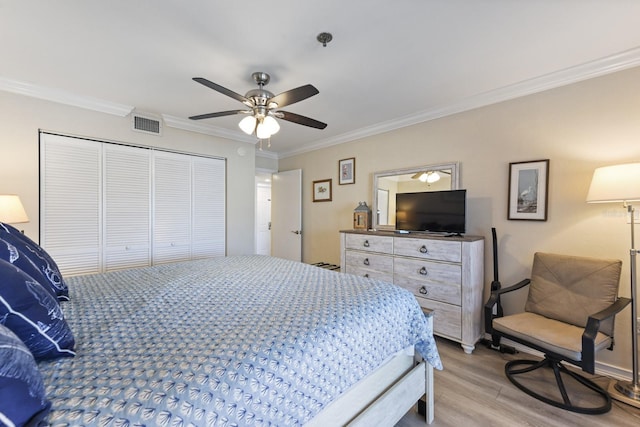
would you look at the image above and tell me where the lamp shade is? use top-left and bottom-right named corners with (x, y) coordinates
top-left (0, 194), bottom-right (29, 223)
top-left (426, 171), bottom-right (441, 184)
top-left (262, 115), bottom-right (280, 135)
top-left (586, 163), bottom-right (640, 203)
top-left (238, 116), bottom-right (257, 135)
top-left (256, 116), bottom-right (280, 139)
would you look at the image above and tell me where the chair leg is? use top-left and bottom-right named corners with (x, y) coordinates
top-left (505, 358), bottom-right (611, 414)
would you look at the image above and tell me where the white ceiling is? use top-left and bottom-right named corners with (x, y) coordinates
top-left (2, 1), bottom-right (640, 158)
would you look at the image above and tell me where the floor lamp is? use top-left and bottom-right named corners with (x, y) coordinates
top-left (587, 163), bottom-right (640, 408)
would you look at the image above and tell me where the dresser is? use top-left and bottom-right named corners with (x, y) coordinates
top-left (340, 230), bottom-right (484, 354)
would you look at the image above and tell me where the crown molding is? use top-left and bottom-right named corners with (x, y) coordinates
top-left (278, 46), bottom-right (640, 159)
top-left (0, 76), bottom-right (134, 117)
top-left (4, 46), bottom-right (640, 159)
top-left (161, 114), bottom-right (257, 144)
top-left (255, 149), bottom-right (278, 160)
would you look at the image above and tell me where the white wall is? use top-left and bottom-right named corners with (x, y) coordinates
top-left (0, 90), bottom-right (256, 256)
top-left (279, 65), bottom-right (640, 376)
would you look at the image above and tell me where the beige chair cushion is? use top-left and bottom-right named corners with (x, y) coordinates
top-left (493, 312), bottom-right (612, 361)
top-left (524, 252), bottom-right (622, 335)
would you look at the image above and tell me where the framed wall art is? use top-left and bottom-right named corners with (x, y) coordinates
top-left (339, 157), bottom-right (355, 185)
top-left (313, 179), bottom-right (332, 202)
top-left (508, 159), bottom-right (549, 221)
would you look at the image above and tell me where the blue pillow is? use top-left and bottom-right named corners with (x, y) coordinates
top-left (0, 323), bottom-right (51, 427)
top-left (0, 238), bottom-right (59, 300)
top-left (0, 258), bottom-right (75, 360)
top-left (0, 222), bottom-right (69, 301)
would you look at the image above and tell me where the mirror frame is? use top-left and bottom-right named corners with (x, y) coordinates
top-left (372, 162), bottom-right (460, 231)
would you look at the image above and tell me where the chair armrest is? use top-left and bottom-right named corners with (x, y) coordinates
top-left (589, 297), bottom-right (631, 324)
top-left (484, 278), bottom-right (531, 312)
top-left (581, 297), bottom-right (631, 373)
top-left (484, 278), bottom-right (531, 333)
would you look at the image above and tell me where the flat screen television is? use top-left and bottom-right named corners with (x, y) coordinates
top-left (395, 189), bottom-right (466, 234)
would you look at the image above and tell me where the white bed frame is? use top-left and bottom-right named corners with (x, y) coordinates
top-left (307, 316), bottom-right (435, 426)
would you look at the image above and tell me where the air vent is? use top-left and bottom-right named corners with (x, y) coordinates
top-left (132, 113), bottom-right (162, 135)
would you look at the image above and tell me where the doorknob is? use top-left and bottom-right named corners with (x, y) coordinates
top-left (291, 230), bottom-right (302, 235)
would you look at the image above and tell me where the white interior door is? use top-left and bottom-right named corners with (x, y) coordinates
top-left (255, 182), bottom-right (271, 255)
top-left (271, 169), bottom-right (302, 261)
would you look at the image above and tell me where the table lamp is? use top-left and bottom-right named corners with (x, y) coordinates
top-left (0, 194), bottom-right (29, 225)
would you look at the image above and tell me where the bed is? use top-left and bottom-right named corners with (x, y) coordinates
top-left (30, 255), bottom-right (441, 426)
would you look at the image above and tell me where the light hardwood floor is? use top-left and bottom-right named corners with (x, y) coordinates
top-left (397, 337), bottom-right (640, 427)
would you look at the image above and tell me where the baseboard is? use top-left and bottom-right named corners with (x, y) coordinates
top-left (481, 334), bottom-right (633, 382)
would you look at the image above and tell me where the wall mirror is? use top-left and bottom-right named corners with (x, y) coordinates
top-left (372, 162), bottom-right (460, 230)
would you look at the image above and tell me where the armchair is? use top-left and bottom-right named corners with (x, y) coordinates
top-left (485, 252), bottom-right (631, 414)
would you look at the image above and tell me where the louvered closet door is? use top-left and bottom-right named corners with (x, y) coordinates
top-left (192, 156), bottom-right (226, 258)
top-left (103, 144), bottom-right (151, 271)
top-left (152, 151), bottom-right (192, 264)
top-left (40, 134), bottom-right (102, 275)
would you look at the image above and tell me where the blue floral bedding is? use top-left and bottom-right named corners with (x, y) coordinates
top-left (38, 255), bottom-right (441, 426)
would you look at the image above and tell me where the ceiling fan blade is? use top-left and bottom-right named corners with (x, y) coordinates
top-left (269, 85), bottom-right (319, 108)
top-left (278, 111), bottom-right (327, 129)
top-left (193, 77), bottom-right (252, 106)
top-left (189, 110), bottom-right (246, 120)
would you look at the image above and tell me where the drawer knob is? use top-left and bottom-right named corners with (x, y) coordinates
top-left (363, 240), bottom-right (370, 247)
top-left (363, 258), bottom-right (370, 266)
top-left (419, 266), bottom-right (428, 276)
top-left (419, 245), bottom-right (428, 254)
top-left (419, 286), bottom-right (429, 295)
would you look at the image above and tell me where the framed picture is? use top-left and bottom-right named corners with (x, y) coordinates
top-left (508, 159), bottom-right (549, 221)
top-left (339, 157), bottom-right (355, 185)
top-left (313, 179), bottom-right (332, 202)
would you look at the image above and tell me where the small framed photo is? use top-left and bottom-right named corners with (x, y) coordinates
top-left (508, 159), bottom-right (549, 221)
top-left (339, 157), bottom-right (356, 185)
top-left (313, 179), bottom-right (332, 202)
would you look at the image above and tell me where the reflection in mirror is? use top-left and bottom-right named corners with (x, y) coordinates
top-left (372, 162), bottom-right (459, 230)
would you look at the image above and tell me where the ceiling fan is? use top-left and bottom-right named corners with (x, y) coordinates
top-left (411, 170), bottom-right (452, 183)
top-left (189, 72), bottom-right (327, 140)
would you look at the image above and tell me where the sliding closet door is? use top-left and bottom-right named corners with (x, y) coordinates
top-left (103, 144), bottom-right (151, 271)
top-left (192, 156), bottom-right (226, 258)
top-left (41, 133), bottom-right (226, 275)
top-left (152, 151), bottom-right (192, 264)
top-left (40, 134), bottom-right (102, 275)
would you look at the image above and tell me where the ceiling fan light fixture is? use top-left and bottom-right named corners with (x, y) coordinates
top-left (256, 121), bottom-right (271, 139)
top-left (191, 73), bottom-right (327, 142)
top-left (238, 115), bottom-right (256, 135)
top-left (427, 171), bottom-right (441, 183)
top-left (418, 171), bottom-right (441, 183)
top-left (263, 115), bottom-right (280, 135)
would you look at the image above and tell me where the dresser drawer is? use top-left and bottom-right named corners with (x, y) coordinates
top-left (393, 257), bottom-right (461, 285)
top-left (416, 298), bottom-right (462, 340)
top-left (394, 237), bottom-right (461, 262)
top-left (394, 275), bottom-right (461, 305)
top-left (345, 264), bottom-right (394, 282)
top-left (345, 233), bottom-right (393, 253)
top-left (346, 250), bottom-right (393, 273)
